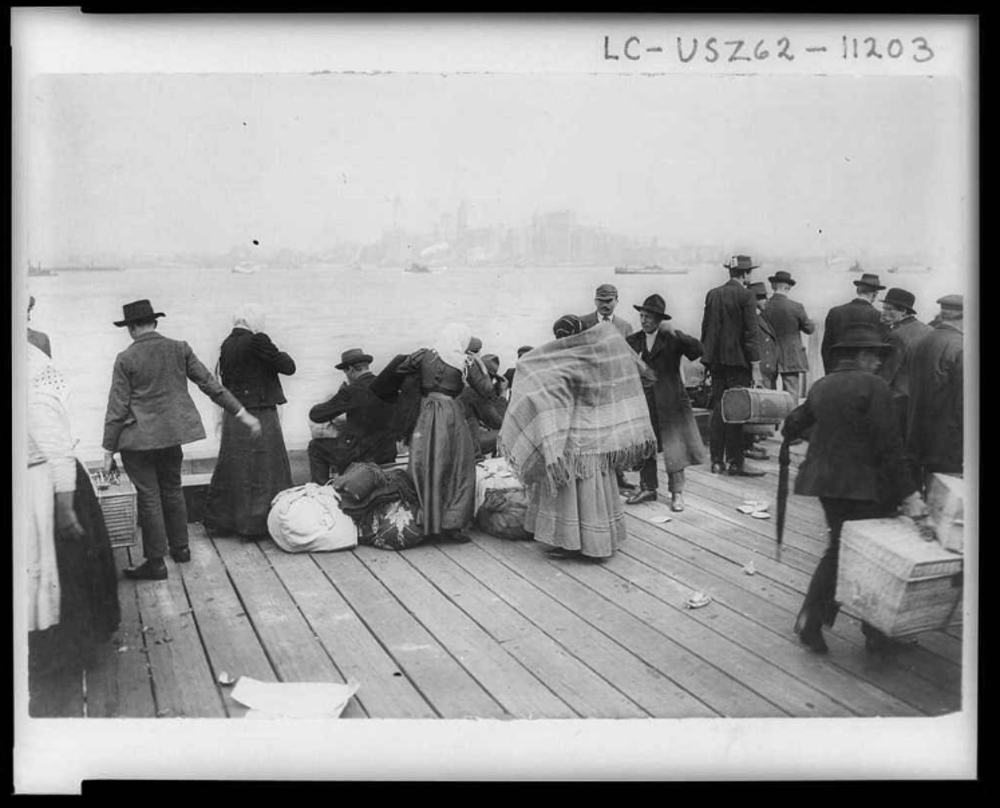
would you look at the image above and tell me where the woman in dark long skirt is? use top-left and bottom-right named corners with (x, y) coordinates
top-left (396, 323), bottom-right (500, 543)
top-left (204, 305), bottom-right (296, 538)
top-left (27, 343), bottom-right (119, 711)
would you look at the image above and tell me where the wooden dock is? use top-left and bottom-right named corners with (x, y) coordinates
top-left (28, 436), bottom-right (963, 720)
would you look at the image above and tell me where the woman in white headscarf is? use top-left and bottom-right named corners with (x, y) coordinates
top-left (26, 342), bottom-right (119, 705)
top-left (394, 323), bottom-right (502, 542)
top-left (203, 304), bottom-right (297, 538)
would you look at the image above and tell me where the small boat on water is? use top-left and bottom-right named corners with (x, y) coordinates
top-left (847, 260), bottom-right (863, 273)
top-left (28, 263), bottom-right (57, 277)
top-left (404, 263), bottom-right (432, 274)
top-left (232, 262), bottom-right (264, 274)
top-left (887, 265), bottom-right (932, 274)
top-left (615, 264), bottom-right (688, 275)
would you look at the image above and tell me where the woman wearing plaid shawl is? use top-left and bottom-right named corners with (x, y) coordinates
top-left (499, 316), bottom-right (658, 559)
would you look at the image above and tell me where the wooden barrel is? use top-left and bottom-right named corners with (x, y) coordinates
top-left (721, 387), bottom-right (797, 425)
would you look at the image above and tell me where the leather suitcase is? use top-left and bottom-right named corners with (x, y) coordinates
top-left (721, 386), bottom-right (796, 425)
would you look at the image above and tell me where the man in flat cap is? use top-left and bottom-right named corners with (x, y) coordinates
top-left (700, 255), bottom-right (765, 476)
top-left (907, 294), bottom-right (964, 490)
top-left (877, 287), bottom-right (933, 447)
top-left (820, 272), bottom-right (886, 375)
top-left (765, 270), bottom-right (815, 399)
top-left (579, 283), bottom-right (633, 338)
top-left (307, 348), bottom-right (398, 484)
top-left (103, 300), bottom-right (262, 581)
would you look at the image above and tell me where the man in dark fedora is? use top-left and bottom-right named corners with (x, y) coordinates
top-left (907, 294), bottom-right (964, 490)
top-left (625, 294), bottom-right (707, 511)
top-left (877, 287), bottom-right (933, 448)
top-left (579, 283), bottom-right (633, 338)
top-left (307, 347), bottom-right (398, 484)
top-left (782, 322), bottom-right (927, 655)
top-left (820, 272), bottom-right (886, 375)
top-left (103, 300), bottom-right (262, 581)
top-left (700, 255), bottom-right (765, 476)
top-left (765, 270), bottom-right (815, 398)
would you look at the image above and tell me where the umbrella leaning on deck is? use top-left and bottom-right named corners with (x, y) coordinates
top-left (776, 436), bottom-right (792, 562)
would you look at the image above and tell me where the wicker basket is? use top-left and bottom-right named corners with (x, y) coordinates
top-left (835, 517), bottom-right (962, 638)
top-left (90, 471), bottom-right (138, 549)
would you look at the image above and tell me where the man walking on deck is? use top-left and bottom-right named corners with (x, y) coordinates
top-left (700, 255), bottom-right (765, 477)
top-left (103, 300), bottom-right (261, 581)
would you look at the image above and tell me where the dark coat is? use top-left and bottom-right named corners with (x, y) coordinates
top-left (626, 328), bottom-right (707, 472)
top-left (763, 293), bottom-right (815, 373)
top-left (757, 310), bottom-right (779, 386)
top-left (309, 371), bottom-right (397, 465)
top-left (906, 323), bottom-right (963, 471)
top-left (878, 316), bottom-right (934, 398)
top-left (782, 361), bottom-right (915, 505)
top-left (579, 310), bottom-right (633, 338)
top-left (103, 331), bottom-right (243, 452)
top-left (459, 384), bottom-right (508, 459)
top-left (700, 278), bottom-right (760, 368)
top-left (821, 298), bottom-right (882, 374)
top-left (218, 328), bottom-right (296, 409)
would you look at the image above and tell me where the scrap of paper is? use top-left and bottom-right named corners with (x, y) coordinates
top-left (230, 676), bottom-right (360, 719)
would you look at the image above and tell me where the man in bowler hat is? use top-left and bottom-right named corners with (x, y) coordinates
top-left (782, 322), bottom-right (927, 655)
top-left (907, 294), bottom-right (964, 490)
top-left (579, 283), bottom-right (633, 338)
top-left (700, 255), bottom-right (766, 476)
top-left (103, 300), bottom-right (262, 581)
top-left (307, 348), bottom-right (398, 484)
top-left (877, 287), bottom-right (933, 449)
top-left (821, 272), bottom-right (886, 375)
top-left (765, 270), bottom-right (815, 398)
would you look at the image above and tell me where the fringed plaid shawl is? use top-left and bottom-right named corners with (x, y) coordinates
top-left (499, 322), bottom-right (657, 492)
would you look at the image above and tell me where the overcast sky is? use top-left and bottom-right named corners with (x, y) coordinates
top-left (24, 71), bottom-right (967, 262)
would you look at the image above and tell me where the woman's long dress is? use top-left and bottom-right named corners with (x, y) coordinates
top-left (526, 466), bottom-right (626, 558)
top-left (204, 329), bottom-right (295, 536)
top-left (401, 350), bottom-right (497, 536)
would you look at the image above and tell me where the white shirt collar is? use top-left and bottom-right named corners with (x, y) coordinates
top-left (644, 330), bottom-right (657, 351)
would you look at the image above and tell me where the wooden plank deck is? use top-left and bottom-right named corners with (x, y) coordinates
top-left (32, 435), bottom-right (963, 719)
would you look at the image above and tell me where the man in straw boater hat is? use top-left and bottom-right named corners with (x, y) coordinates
top-left (624, 293), bottom-right (707, 511)
top-left (764, 269), bottom-right (815, 399)
top-left (307, 347), bottom-right (398, 484)
top-left (906, 294), bottom-right (964, 492)
top-left (820, 271), bottom-right (886, 375)
top-left (781, 322), bottom-right (928, 655)
top-left (102, 300), bottom-right (262, 581)
top-left (700, 255), bottom-right (766, 477)
top-left (876, 287), bottom-right (933, 452)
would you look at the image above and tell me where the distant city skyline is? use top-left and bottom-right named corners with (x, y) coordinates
top-left (20, 72), bottom-right (968, 272)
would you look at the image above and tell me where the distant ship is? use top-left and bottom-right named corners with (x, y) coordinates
top-left (34, 262), bottom-right (122, 273)
top-left (404, 263), bottom-right (432, 274)
top-left (232, 262), bottom-right (264, 274)
top-left (887, 265), bottom-right (932, 274)
top-left (847, 260), bottom-right (864, 273)
top-left (27, 263), bottom-right (57, 277)
top-left (614, 264), bottom-right (688, 275)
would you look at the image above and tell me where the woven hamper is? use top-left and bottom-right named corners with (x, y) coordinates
top-left (90, 472), bottom-right (138, 548)
top-left (835, 517), bottom-right (962, 638)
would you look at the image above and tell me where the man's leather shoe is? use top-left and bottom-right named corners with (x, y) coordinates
top-left (625, 489), bottom-right (657, 505)
top-left (798, 628), bottom-right (829, 655)
top-left (616, 474), bottom-right (638, 492)
top-left (729, 463), bottom-right (765, 477)
top-left (710, 461), bottom-right (727, 475)
top-left (670, 493), bottom-right (685, 512)
top-left (123, 559), bottom-right (168, 581)
top-left (170, 546), bottom-right (191, 563)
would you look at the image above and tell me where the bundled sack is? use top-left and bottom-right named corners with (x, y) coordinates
top-left (267, 483), bottom-right (359, 553)
top-left (358, 500), bottom-right (424, 551)
top-left (476, 487), bottom-right (532, 540)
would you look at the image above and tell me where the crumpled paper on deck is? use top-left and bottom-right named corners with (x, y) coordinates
top-left (230, 676), bottom-right (360, 719)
